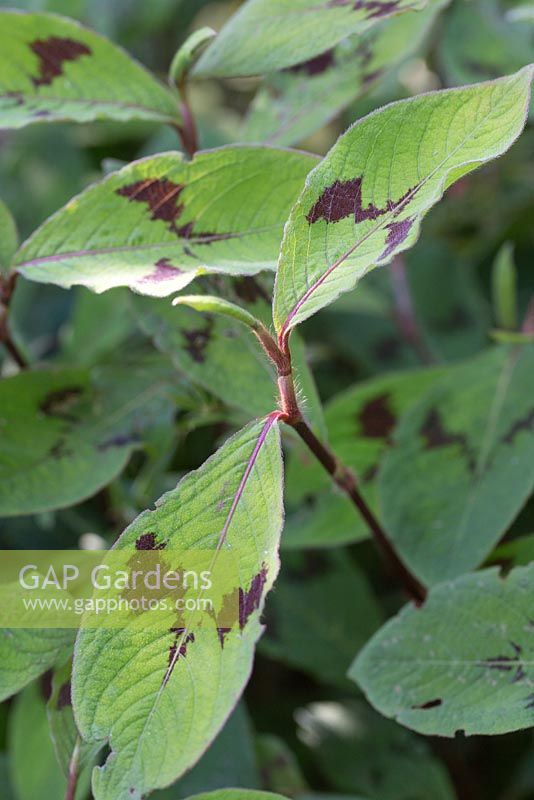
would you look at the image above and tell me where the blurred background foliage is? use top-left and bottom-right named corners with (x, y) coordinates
top-left (0, 1), bottom-right (533, 798)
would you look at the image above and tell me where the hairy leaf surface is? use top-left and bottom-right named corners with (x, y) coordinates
top-left (15, 147), bottom-right (316, 296)
top-left (273, 68), bottom-right (533, 338)
top-left (351, 565), bottom-right (534, 736)
top-left (0, 629), bottom-right (74, 702)
top-left (0, 11), bottom-right (179, 128)
top-left (73, 416), bottom-right (284, 799)
top-left (193, 0), bottom-right (424, 78)
top-left (379, 346), bottom-right (534, 584)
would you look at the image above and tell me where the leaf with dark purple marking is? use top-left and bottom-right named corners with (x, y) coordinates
top-left (379, 346), bottom-right (534, 584)
top-left (193, 0), bottom-right (424, 78)
top-left (273, 67), bottom-right (533, 338)
top-left (0, 11), bottom-right (179, 128)
top-left (0, 359), bottom-right (176, 516)
top-left (73, 416), bottom-right (284, 800)
top-left (0, 628), bottom-right (74, 703)
top-left (351, 565), bottom-right (534, 736)
top-left (15, 147), bottom-right (317, 297)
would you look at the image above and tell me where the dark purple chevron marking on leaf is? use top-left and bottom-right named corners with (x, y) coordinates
top-left (239, 564), bottom-right (268, 629)
top-left (57, 680), bottom-right (72, 709)
top-left (30, 37), bottom-right (92, 87)
top-left (182, 317), bottom-right (214, 363)
top-left (164, 628), bottom-right (195, 685)
top-left (478, 642), bottom-right (525, 683)
top-left (306, 177), bottom-right (415, 225)
top-left (380, 217), bottom-right (414, 259)
top-left (97, 433), bottom-right (139, 451)
top-left (419, 408), bottom-right (476, 474)
top-left (358, 392), bottom-right (396, 440)
top-left (286, 48), bottom-right (336, 76)
top-left (411, 698), bottom-right (442, 710)
top-left (135, 533), bottom-right (166, 551)
top-left (502, 407), bottom-right (534, 445)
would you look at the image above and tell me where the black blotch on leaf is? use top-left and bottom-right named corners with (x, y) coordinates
top-left (419, 408), bottom-right (476, 473)
top-left (478, 641), bottom-right (525, 683)
top-left (135, 533), bottom-right (166, 551)
top-left (411, 698), bottom-right (442, 710)
top-left (525, 693), bottom-right (534, 710)
top-left (182, 317), bottom-right (214, 363)
top-left (328, 0), bottom-right (403, 18)
top-left (501, 408), bottom-right (534, 446)
top-left (97, 433), bottom-right (139, 452)
top-left (30, 37), bottom-right (92, 87)
top-left (40, 670), bottom-right (53, 702)
top-left (358, 392), bottom-right (396, 440)
top-left (306, 176), bottom-right (416, 225)
top-left (286, 48), bottom-right (336, 76)
top-left (40, 387), bottom-right (83, 421)
top-left (239, 564), bottom-right (268, 629)
top-left (57, 680), bottom-right (72, 709)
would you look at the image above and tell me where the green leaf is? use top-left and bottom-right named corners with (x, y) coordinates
top-left (9, 682), bottom-right (67, 800)
top-left (133, 276), bottom-right (326, 436)
top-left (173, 294), bottom-right (263, 332)
top-left (0, 10), bottom-right (179, 128)
top-left (72, 416), bottom-right (284, 799)
top-left (0, 628), bottom-right (74, 702)
top-left (0, 198), bottom-right (18, 274)
top-left (297, 700), bottom-right (456, 798)
top-left (272, 67), bottom-right (533, 339)
top-left (0, 359), bottom-right (176, 515)
top-left (154, 704), bottom-right (261, 799)
top-left (283, 366), bottom-right (443, 548)
top-left (492, 242), bottom-right (517, 330)
top-left (242, 0), bottom-right (446, 147)
top-left (351, 565), bottom-right (534, 736)
top-left (186, 792), bottom-right (289, 800)
top-left (378, 346), bottom-right (534, 584)
top-left (169, 27), bottom-right (217, 86)
top-left (256, 735), bottom-right (308, 797)
top-left (15, 146), bottom-right (316, 296)
top-left (261, 552), bottom-right (383, 687)
top-left (438, 0), bottom-right (533, 88)
top-left (192, 0), bottom-right (425, 78)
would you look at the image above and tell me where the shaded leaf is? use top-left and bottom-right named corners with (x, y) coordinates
top-left (273, 68), bottom-right (533, 338)
top-left (193, 0), bottom-right (425, 78)
top-left (297, 700), bottom-right (456, 798)
top-left (0, 198), bottom-right (18, 274)
top-left (15, 146), bottom-right (316, 296)
top-left (0, 10), bottom-right (179, 128)
top-left (0, 358), bottom-right (176, 515)
top-left (379, 346), bottom-right (534, 584)
top-left (351, 565), bottom-right (534, 736)
top-left (0, 628), bottom-right (74, 702)
top-left (186, 792), bottom-right (289, 800)
top-left (73, 416), bottom-right (284, 799)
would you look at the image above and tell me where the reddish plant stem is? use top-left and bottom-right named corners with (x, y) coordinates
top-left (65, 738), bottom-right (80, 800)
top-left (390, 256), bottom-right (435, 365)
top-left (175, 82), bottom-right (199, 158)
top-left (257, 326), bottom-right (427, 605)
top-left (0, 273), bottom-right (27, 368)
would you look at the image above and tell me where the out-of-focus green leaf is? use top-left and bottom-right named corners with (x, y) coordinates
top-left (351, 565), bottom-right (534, 736)
top-left (0, 11), bottom-right (180, 128)
top-left (169, 27), bottom-right (217, 86)
top-left (262, 552), bottom-right (383, 686)
top-left (0, 358), bottom-right (176, 515)
top-left (273, 68), bottom-right (533, 338)
top-left (73, 416), bottom-right (284, 799)
top-left (0, 198), bottom-right (18, 274)
top-left (256, 735), bottom-right (308, 797)
top-left (9, 682), bottom-right (67, 800)
top-left (297, 700), bottom-right (456, 799)
top-left (379, 346), bottom-right (534, 585)
top-left (0, 628), bottom-right (74, 702)
top-left (15, 147), bottom-right (316, 296)
top-left (186, 792), bottom-right (289, 800)
top-left (242, 0), bottom-right (446, 147)
top-left (492, 242), bottom-right (517, 330)
top-left (193, 0), bottom-right (425, 78)
top-left (438, 0), bottom-right (533, 88)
